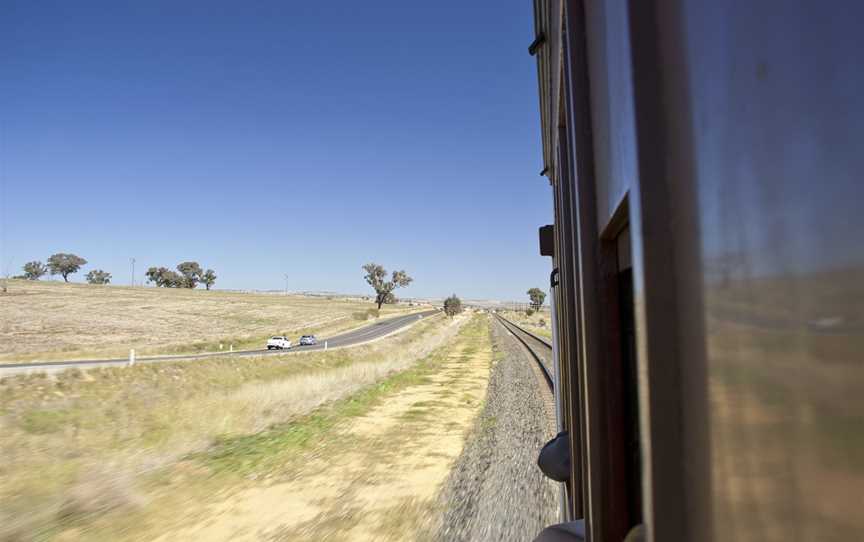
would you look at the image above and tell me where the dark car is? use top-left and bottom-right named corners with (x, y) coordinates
top-left (299, 335), bottom-right (317, 346)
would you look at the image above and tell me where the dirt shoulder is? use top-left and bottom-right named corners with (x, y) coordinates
top-left (431, 317), bottom-right (559, 541)
top-left (150, 315), bottom-right (492, 542)
top-left (0, 315), bottom-right (464, 541)
top-left (11, 314), bottom-right (489, 541)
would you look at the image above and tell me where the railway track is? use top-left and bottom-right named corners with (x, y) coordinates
top-left (494, 313), bottom-right (553, 391)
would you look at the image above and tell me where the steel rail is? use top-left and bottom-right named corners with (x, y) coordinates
top-left (494, 313), bottom-right (554, 390)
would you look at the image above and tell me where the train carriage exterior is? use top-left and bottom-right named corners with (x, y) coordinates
top-left (529, 1), bottom-right (864, 540)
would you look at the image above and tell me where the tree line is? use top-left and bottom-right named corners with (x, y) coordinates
top-left (15, 253), bottom-right (111, 284)
top-left (15, 255), bottom-right (475, 309)
top-left (146, 262), bottom-right (216, 290)
top-left (13, 253), bottom-right (217, 289)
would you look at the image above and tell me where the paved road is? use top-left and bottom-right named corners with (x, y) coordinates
top-left (0, 309), bottom-right (440, 376)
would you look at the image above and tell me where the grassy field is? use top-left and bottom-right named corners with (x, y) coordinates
top-left (0, 312), bottom-right (468, 540)
top-left (154, 314), bottom-right (490, 541)
top-left (0, 279), bottom-right (423, 363)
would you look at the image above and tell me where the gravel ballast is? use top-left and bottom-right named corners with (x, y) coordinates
top-left (431, 318), bottom-right (560, 541)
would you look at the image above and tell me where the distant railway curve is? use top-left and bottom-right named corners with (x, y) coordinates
top-left (495, 313), bottom-right (554, 391)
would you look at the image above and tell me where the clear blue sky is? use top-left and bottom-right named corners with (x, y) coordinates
top-left (0, 1), bottom-right (552, 301)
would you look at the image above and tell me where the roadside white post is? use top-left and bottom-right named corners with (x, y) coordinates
top-left (129, 348), bottom-right (136, 366)
top-left (230, 344), bottom-right (233, 353)
top-left (324, 341), bottom-right (328, 350)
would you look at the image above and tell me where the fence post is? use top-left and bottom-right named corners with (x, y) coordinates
top-left (129, 348), bottom-right (136, 366)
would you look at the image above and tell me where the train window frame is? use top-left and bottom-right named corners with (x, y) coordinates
top-left (559, 2), bottom-right (647, 538)
top-left (596, 197), bottom-right (644, 540)
top-left (537, 1), bottom-right (714, 539)
top-left (559, 0), bottom-right (608, 535)
top-left (554, 120), bottom-right (586, 520)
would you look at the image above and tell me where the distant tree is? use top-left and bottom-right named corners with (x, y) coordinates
top-left (176, 261), bottom-right (204, 288)
top-left (362, 263), bottom-right (413, 310)
top-left (201, 269), bottom-right (217, 290)
top-left (145, 267), bottom-right (166, 287)
top-left (443, 294), bottom-right (463, 317)
top-left (527, 287), bottom-right (546, 311)
top-left (23, 261), bottom-right (48, 280)
top-left (47, 253), bottom-right (87, 282)
top-left (145, 266), bottom-right (184, 288)
top-left (85, 269), bottom-right (111, 285)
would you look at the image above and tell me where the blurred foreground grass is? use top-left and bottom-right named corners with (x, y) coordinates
top-left (0, 312), bottom-right (465, 541)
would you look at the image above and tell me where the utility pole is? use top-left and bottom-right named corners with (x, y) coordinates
top-left (130, 258), bottom-right (136, 287)
top-left (284, 274), bottom-right (289, 296)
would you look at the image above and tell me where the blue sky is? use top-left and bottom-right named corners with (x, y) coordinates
top-left (0, 1), bottom-right (552, 301)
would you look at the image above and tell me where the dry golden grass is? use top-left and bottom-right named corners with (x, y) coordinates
top-left (156, 315), bottom-right (491, 542)
top-left (0, 279), bottom-right (422, 363)
top-left (0, 313), bottom-right (467, 540)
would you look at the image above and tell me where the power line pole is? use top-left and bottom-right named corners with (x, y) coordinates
top-left (284, 274), bottom-right (289, 296)
top-left (131, 258), bottom-right (136, 287)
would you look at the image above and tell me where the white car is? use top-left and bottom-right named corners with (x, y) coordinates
top-left (266, 336), bottom-right (292, 350)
